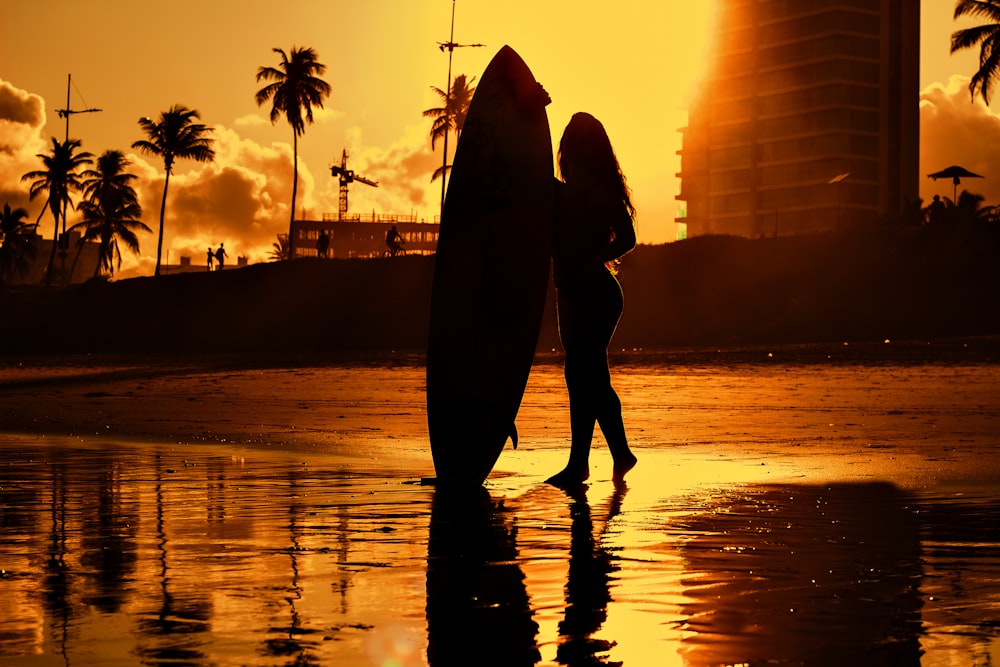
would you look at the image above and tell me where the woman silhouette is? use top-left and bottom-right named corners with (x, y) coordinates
top-left (547, 112), bottom-right (637, 488)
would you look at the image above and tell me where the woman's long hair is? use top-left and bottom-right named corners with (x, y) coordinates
top-left (557, 112), bottom-right (636, 226)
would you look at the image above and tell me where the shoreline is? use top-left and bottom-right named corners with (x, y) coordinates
top-left (1, 340), bottom-right (998, 491)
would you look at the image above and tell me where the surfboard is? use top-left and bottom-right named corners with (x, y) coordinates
top-left (426, 45), bottom-right (554, 487)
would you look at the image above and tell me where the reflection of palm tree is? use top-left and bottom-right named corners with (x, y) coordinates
top-left (20, 137), bottom-right (93, 286)
top-left (0, 203), bottom-right (36, 284)
top-left (261, 469), bottom-right (320, 665)
top-left (255, 46), bottom-right (332, 261)
top-left (134, 457), bottom-right (210, 664)
top-left (132, 106), bottom-right (216, 277)
top-left (69, 150), bottom-right (150, 278)
top-left (79, 462), bottom-right (139, 613)
top-left (423, 73), bottom-right (476, 183)
top-left (952, 1), bottom-right (1000, 103)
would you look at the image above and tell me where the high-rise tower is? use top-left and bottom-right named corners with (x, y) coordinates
top-left (676, 0), bottom-right (920, 237)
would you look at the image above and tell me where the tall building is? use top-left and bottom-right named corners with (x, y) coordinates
top-left (676, 0), bottom-right (920, 237)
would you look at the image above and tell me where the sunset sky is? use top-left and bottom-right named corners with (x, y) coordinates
top-left (1, 0), bottom-right (998, 276)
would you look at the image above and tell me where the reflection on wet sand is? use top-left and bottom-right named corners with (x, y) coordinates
top-left (553, 484), bottom-right (623, 665)
top-left (917, 490), bottom-right (1000, 662)
top-left (426, 487), bottom-right (539, 666)
top-left (676, 482), bottom-right (923, 665)
top-left (0, 441), bottom-right (434, 666)
top-left (2, 437), bottom-right (1000, 665)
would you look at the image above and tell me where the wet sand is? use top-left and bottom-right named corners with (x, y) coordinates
top-left (1, 341), bottom-right (1000, 665)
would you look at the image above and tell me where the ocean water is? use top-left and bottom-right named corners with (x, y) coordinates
top-left (1, 344), bottom-right (999, 665)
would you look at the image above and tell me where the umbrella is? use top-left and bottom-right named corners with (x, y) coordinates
top-left (927, 165), bottom-right (985, 202)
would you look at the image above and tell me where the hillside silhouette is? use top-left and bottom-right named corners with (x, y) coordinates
top-left (3, 224), bottom-right (999, 356)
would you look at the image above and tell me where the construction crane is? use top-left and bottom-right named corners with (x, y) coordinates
top-left (330, 149), bottom-right (378, 220)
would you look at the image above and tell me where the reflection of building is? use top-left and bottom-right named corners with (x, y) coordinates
top-left (676, 0), bottom-right (920, 237)
top-left (290, 213), bottom-right (439, 259)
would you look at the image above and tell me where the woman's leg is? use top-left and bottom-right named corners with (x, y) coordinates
top-left (547, 346), bottom-right (596, 486)
top-left (549, 276), bottom-right (636, 486)
top-left (591, 277), bottom-right (636, 483)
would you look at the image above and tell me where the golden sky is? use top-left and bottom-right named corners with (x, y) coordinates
top-left (0, 0), bottom-right (997, 275)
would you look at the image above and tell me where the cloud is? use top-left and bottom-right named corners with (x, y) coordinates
top-left (0, 79), bottom-right (47, 212)
top-left (311, 106), bottom-right (347, 123)
top-left (236, 104), bottom-right (346, 129)
top-left (0, 80), bottom-right (44, 127)
top-left (233, 114), bottom-right (269, 128)
top-left (339, 124), bottom-right (440, 219)
top-left (920, 75), bottom-right (1000, 204)
top-left (123, 125), bottom-right (345, 275)
top-left (1, 80), bottom-right (440, 280)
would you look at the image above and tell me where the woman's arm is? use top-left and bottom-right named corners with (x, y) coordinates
top-left (602, 204), bottom-right (636, 262)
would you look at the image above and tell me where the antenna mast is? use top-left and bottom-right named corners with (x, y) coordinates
top-left (55, 74), bottom-right (101, 142)
top-left (436, 0), bottom-right (482, 218)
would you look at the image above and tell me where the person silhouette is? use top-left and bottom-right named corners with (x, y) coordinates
top-left (316, 230), bottom-right (330, 258)
top-left (385, 225), bottom-right (403, 256)
top-left (215, 243), bottom-right (228, 270)
top-left (547, 112), bottom-right (637, 488)
top-left (207, 247), bottom-right (214, 272)
top-left (927, 194), bottom-right (946, 225)
top-left (386, 225), bottom-right (404, 256)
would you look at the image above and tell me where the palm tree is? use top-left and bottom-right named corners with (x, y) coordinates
top-left (423, 74), bottom-right (476, 182)
top-left (0, 203), bottom-right (36, 285)
top-left (70, 150), bottom-right (140, 277)
top-left (952, 0), bottom-right (1000, 103)
top-left (20, 137), bottom-right (93, 286)
top-left (132, 105), bottom-right (215, 276)
top-left (81, 150), bottom-right (139, 205)
top-left (268, 233), bottom-right (289, 261)
top-left (255, 46), bottom-right (332, 260)
top-left (68, 193), bottom-right (150, 279)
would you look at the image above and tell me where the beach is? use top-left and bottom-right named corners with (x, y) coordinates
top-left (1, 340), bottom-right (999, 665)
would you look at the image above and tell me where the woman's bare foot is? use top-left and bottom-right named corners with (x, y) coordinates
top-left (545, 466), bottom-right (590, 489)
top-left (612, 452), bottom-right (637, 486)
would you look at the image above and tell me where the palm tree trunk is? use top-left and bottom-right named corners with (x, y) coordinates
top-left (68, 237), bottom-right (86, 282)
top-left (43, 205), bottom-right (60, 288)
top-left (288, 131), bottom-right (298, 260)
top-left (154, 171), bottom-right (170, 277)
top-left (93, 244), bottom-right (104, 279)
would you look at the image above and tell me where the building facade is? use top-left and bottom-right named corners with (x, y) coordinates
top-left (676, 0), bottom-right (920, 237)
top-left (11, 230), bottom-right (101, 285)
top-left (291, 213), bottom-right (439, 259)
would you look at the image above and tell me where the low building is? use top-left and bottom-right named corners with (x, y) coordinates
top-left (161, 254), bottom-right (249, 275)
top-left (291, 213), bottom-right (439, 259)
top-left (9, 230), bottom-right (101, 285)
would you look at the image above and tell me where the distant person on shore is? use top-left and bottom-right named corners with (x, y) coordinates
top-left (207, 247), bottom-right (214, 272)
top-left (215, 243), bottom-right (228, 270)
top-left (927, 194), bottom-right (946, 226)
top-left (386, 225), bottom-right (404, 257)
top-left (546, 112), bottom-right (637, 489)
top-left (317, 230), bottom-right (330, 258)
